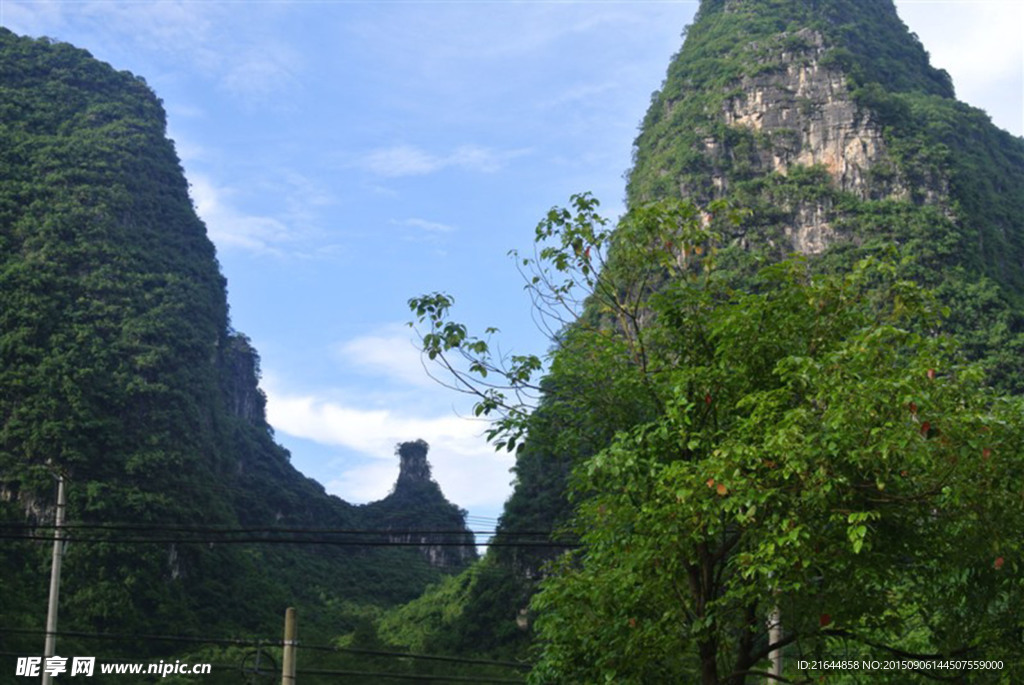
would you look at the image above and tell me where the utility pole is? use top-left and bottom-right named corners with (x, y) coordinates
top-left (767, 606), bottom-right (782, 683)
top-left (42, 474), bottom-right (66, 685)
top-left (281, 607), bottom-right (297, 684)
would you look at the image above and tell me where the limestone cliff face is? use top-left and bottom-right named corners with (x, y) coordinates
top-left (719, 28), bottom-right (960, 254)
top-left (219, 332), bottom-right (269, 428)
top-left (722, 30), bottom-right (885, 193)
top-left (629, 0), bottom-right (958, 256)
top-left (719, 29), bottom-right (893, 253)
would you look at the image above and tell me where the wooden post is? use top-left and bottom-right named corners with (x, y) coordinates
top-left (42, 475), bottom-right (66, 685)
top-left (282, 607), bottom-right (297, 684)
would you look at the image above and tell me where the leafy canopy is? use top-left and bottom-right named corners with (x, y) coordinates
top-left (411, 194), bottom-right (1024, 684)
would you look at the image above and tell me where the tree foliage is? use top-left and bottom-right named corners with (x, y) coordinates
top-left (406, 0), bottom-right (1024, 675)
top-left (411, 194), bottom-right (1024, 683)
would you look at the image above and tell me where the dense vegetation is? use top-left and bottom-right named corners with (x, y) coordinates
top-left (395, 0), bottom-right (1024, 682)
top-left (625, 0), bottom-right (1024, 398)
top-left (6, 0), bottom-right (1024, 680)
top-left (531, 199), bottom-right (1023, 683)
top-left (410, 194), bottom-right (1024, 682)
top-left (628, 0), bottom-right (953, 204)
top-left (0, 28), bottom-right (476, 681)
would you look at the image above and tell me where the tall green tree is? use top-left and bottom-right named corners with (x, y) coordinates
top-left (411, 195), bottom-right (1024, 684)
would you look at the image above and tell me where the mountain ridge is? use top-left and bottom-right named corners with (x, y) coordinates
top-left (0, 27), bottom-right (474, 653)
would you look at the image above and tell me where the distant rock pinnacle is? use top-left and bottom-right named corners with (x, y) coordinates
top-left (396, 439), bottom-right (432, 487)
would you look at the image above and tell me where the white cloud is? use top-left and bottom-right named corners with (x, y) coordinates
top-left (362, 144), bottom-right (528, 177)
top-left (336, 327), bottom-right (437, 388)
top-left (220, 42), bottom-right (303, 105)
top-left (274, 170), bottom-right (336, 232)
top-left (325, 461), bottom-right (398, 503)
top-left (446, 145), bottom-right (517, 173)
top-left (265, 325), bottom-right (518, 509)
top-left (266, 391), bottom-right (487, 457)
top-left (188, 174), bottom-right (293, 255)
top-left (363, 145), bottom-right (440, 177)
top-left (265, 386), bottom-right (513, 508)
top-left (392, 218), bottom-right (458, 249)
top-left (896, 1), bottom-right (1024, 135)
top-left (166, 102), bottom-right (206, 121)
top-left (898, 2), bottom-right (1022, 83)
top-left (4, 0), bottom-right (301, 105)
top-left (538, 80), bottom-right (619, 111)
top-left (2, 1), bottom-right (66, 38)
top-left (184, 167), bottom-right (338, 257)
top-left (397, 218), bottom-right (457, 234)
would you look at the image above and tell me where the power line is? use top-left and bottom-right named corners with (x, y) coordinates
top-left (0, 628), bottom-right (260, 649)
top-left (0, 522), bottom-right (556, 536)
top-left (0, 532), bottom-right (576, 547)
top-left (0, 521), bottom-right (574, 547)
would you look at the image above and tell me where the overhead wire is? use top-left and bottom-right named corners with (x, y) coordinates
top-left (0, 532), bottom-right (575, 547)
top-left (0, 521), bottom-right (576, 547)
top-left (0, 522), bottom-right (549, 536)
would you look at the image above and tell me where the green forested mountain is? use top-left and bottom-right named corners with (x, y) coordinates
top-left (626, 0), bottom-right (1024, 390)
top-left (6, 0), bottom-right (1024, 679)
top-left (393, 0), bottom-right (1024, 681)
top-left (0, 28), bottom-right (475, 676)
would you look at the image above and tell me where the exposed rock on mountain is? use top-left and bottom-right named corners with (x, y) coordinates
top-left (628, 0), bottom-right (968, 258)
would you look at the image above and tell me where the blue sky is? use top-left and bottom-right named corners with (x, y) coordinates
top-left (3, 1), bottom-right (1022, 527)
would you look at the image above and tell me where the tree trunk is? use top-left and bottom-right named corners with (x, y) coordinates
top-left (729, 604), bottom-right (757, 685)
top-left (689, 549), bottom-right (720, 685)
top-left (700, 638), bottom-right (720, 685)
